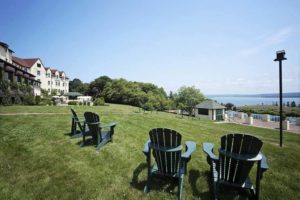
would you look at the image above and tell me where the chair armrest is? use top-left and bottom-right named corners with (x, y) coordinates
top-left (100, 122), bottom-right (117, 128)
top-left (219, 149), bottom-right (262, 161)
top-left (72, 117), bottom-right (85, 124)
top-left (203, 143), bottom-right (218, 161)
top-left (150, 144), bottom-right (183, 152)
top-left (182, 141), bottom-right (196, 159)
top-left (143, 140), bottom-right (151, 155)
top-left (87, 122), bottom-right (100, 125)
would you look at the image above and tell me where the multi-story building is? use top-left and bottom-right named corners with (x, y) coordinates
top-left (12, 58), bottom-right (69, 95)
top-left (1, 41), bottom-right (69, 97)
top-left (0, 42), bottom-right (40, 98)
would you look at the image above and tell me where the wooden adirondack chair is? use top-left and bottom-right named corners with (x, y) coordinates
top-left (70, 109), bottom-right (88, 138)
top-left (82, 112), bottom-right (117, 150)
top-left (203, 133), bottom-right (269, 200)
top-left (143, 128), bottom-right (196, 200)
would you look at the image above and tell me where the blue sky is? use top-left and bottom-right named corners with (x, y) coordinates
top-left (1, 0), bottom-right (300, 95)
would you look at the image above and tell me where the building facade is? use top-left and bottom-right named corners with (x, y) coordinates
top-left (0, 42), bottom-right (41, 98)
top-left (13, 58), bottom-right (69, 95)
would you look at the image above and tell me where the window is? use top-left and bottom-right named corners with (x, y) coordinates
top-left (17, 76), bottom-right (22, 82)
top-left (37, 63), bottom-right (41, 68)
top-left (48, 81), bottom-right (50, 86)
top-left (63, 83), bottom-right (65, 86)
top-left (216, 109), bottom-right (223, 120)
top-left (8, 72), bottom-right (13, 81)
top-left (4, 72), bottom-right (9, 81)
top-left (46, 73), bottom-right (50, 78)
top-left (56, 75), bottom-right (58, 79)
top-left (48, 88), bottom-right (50, 92)
top-left (37, 79), bottom-right (40, 82)
top-left (37, 70), bottom-right (40, 76)
top-left (198, 108), bottom-right (208, 115)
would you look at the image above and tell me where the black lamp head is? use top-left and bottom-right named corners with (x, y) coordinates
top-left (274, 50), bottom-right (287, 61)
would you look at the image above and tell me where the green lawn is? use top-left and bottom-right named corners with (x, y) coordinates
top-left (0, 104), bottom-right (299, 200)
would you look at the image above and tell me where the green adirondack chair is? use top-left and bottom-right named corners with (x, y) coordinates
top-left (82, 112), bottom-right (117, 150)
top-left (70, 108), bottom-right (88, 138)
top-left (143, 128), bottom-right (196, 200)
top-left (203, 133), bottom-right (269, 200)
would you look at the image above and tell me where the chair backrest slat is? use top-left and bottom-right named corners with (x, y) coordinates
top-left (84, 112), bottom-right (101, 138)
top-left (149, 128), bottom-right (182, 175)
top-left (219, 134), bottom-right (263, 184)
top-left (71, 109), bottom-right (84, 132)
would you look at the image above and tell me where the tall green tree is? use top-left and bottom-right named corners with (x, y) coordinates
top-left (175, 86), bottom-right (205, 116)
top-left (89, 76), bottom-right (112, 98)
top-left (69, 78), bottom-right (89, 94)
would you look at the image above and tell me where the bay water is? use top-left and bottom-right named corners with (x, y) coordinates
top-left (210, 96), bottom-right (300, 107)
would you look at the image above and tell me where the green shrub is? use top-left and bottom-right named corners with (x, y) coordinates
top-left (10, 82), bottom-right (19, 90)
top-left (23, 95), bottom-right (35, 105)
top-left (94, 98), bottom-right (105, 106)
top-left (35, 96), bottom-right (41, 105)
top-left (68, 101), bottom-right (77, 105)
top-left (19, 84), bottom-right (27, 93)
top-left (87, 102), bottom-right (91, 106)
top-left (14, 96), bottom-right (22, 105)
top-left (26, 85), bottom-right (33, 94)
top-left (79, 101), bottom-right (83, 106)
top-left (39, 97), bottom-right (52, 106)
top-left (0, 80), bottom-right (10, 91)
top-left (1, 95), bottom-right (12, 105)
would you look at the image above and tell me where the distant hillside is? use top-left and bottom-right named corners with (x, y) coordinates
top-left (207, 92), bottom-right (300, 98)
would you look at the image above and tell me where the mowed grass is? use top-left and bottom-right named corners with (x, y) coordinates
top-left (0, 104), bottom-right (299, 200)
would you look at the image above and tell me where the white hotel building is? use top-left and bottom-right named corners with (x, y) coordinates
top-left (13, 57), bottom-right (69, 95)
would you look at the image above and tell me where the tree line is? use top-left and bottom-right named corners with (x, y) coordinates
top-left (69, 76), bottom-right (205, 114)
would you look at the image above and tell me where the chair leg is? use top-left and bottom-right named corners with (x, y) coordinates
top-left (144, 153), bottom-right (151, 194)
top-left (178, 176), bottom-right (184, 200)
top-left (144, 175), bottom-right (151, 194)
top-left (71, 119), bottom-right (75, 135)
top-left (255, 161), bottom-right (262, 200)
top-left (80, 135), bottom-right (85, 147)
top-left (214, 182), bottom-right (219, 200)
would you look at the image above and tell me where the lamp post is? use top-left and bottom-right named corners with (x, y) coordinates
top-left (274, 50), bottom-right (286, 147)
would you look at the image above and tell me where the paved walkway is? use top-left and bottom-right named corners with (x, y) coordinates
top-left (227, 117), bottom-right (300, 134)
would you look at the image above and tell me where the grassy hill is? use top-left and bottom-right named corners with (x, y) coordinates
top-left (0, 104), bottom-right (299, 199)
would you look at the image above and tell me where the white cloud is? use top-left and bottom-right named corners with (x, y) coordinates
top-left (238, 26), bottom-right (298, 57)
top-left (265, 27), bottom-right (294, 45)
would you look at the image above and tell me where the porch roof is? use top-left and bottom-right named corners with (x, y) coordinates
top-left (195, 100), bottom-right (225, 109)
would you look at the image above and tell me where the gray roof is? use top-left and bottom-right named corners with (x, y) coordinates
top-left (63, 92), bottom-right (83, 97)
top-left (195, 100), bottom-right (225, 109)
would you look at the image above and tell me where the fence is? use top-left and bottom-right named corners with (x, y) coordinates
top-left (226, 111), bottom-right (297, 125)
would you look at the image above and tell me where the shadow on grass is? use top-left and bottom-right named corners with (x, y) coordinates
top-left (64, 132), bottom-right (72, 137)
top-left (199, 170), bottom-right (252, 200)
top-left (64, 131), bottom-right (82, 138)
top-left (130, 163), bottom-right (179, 197)
top-left (188, 169), bottom-right (211, 199)
top-left (76, 138), bottom-right (96, 147)
top-left (130, 163), bottom-right (147, 191)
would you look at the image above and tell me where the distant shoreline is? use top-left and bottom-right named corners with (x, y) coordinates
top-left (207, 92), bottom-right (300, 98)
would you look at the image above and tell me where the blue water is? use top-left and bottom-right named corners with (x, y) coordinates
top-left (210, 97), bottom-right (300, 107)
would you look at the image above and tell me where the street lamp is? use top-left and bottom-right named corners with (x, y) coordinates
top-left (274, 50), bottom-right (287, 147)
